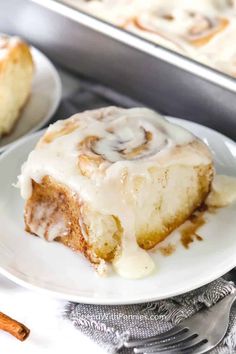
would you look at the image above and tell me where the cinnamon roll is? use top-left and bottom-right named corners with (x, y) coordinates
top-left (0, 35), bottom-right (33, 137)
top-left (61, 0), bottom-right (236, 76)
top-left (18, 107), bottom-right (214, 279)
top-left (125, 7), bottom-right (228, 50)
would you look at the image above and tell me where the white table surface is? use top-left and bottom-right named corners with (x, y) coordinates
top-left (0, 275), bottom-right (105, 354)
top-left (0, 69), bottom-right (106, 354)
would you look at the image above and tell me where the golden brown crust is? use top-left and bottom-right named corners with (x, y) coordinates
top-left (0, 92), bottom-right (31, 138)
top-left (0, 36), bottom-right (34, 137)
top-left (0, 38), bottom-right (33, 75)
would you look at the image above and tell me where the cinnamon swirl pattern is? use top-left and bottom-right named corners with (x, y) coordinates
top-left (18, 107), bottom-right (213, 278)
top-left (62, 0), bottom-right (236, 76)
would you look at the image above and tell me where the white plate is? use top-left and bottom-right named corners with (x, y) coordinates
top-left (0, 118), bottom-right (236, 305)
top-left (0, 47), bottom-right (61, 153)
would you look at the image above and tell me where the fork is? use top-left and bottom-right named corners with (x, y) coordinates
top-left (124, 290), bottom-right (236, 354)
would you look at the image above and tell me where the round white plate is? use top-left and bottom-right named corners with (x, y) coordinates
top-left (0, 118), bottom-right (236, 305)
top-left (0, 46), bottom-right (61, 153)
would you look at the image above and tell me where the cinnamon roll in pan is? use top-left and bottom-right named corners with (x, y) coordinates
top-left (18, 107), bottom-right (214, 279)
top-left (63, 0), bottom-right (236, 76)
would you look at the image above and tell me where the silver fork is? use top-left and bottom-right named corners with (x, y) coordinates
top-left (124, 290), bottom-right (236, 354)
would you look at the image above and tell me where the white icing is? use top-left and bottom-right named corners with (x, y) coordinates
top-left (0, 48), bottom-right (8, 60)
top-left (206, 174), bottom-right (236, 207)
top-left (0, 35), bottom-right (22, 61)
top-left (96, 259), bottom-right (110, 277)
top-left (25, 202), bottom-right (69, 242)
top-left (18, 107), bottom-right (212, 279)
top-left (61, 0), bottom-right (236, 76)
top-left (46, 219), bottom-right (69, 242)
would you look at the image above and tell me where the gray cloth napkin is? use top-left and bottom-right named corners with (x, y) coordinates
top-left (65, 277), bottom-right (236, 354)
top-left (54, 76), bottom-right (236, 354)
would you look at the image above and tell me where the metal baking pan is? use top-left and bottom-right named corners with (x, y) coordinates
top-left (0, 0), bottom-right (236, 139)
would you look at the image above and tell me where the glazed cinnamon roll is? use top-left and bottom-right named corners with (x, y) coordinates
top-left (18, 107), bottom-right (214, 279)
top-left (125, 7), bottom-right (228, 49)
top-left (62, 0), bottom-right (236, 76)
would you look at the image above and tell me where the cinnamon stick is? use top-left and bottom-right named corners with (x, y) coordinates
top-left (0, 312), bottom-right (30, 341)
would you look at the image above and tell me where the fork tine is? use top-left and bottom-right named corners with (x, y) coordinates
top-left (143, 338), bottom-right (207, 354)
top-left (124, 326), bottom-right (185, 348)
top-left (184, 342), bottom-right (211, 354)
top-left (134, 333), bottom-right (197, 353)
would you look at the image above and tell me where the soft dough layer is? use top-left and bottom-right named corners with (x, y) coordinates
top-left (19, 107), bottom-right (214, 278)
top-left (0, 35), bottom-right (33, 137)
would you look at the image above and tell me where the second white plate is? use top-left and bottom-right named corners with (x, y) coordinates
top-left (0, 46), bottom-right (61, 152)
top-left (0, 118), bottom-right (235, 304)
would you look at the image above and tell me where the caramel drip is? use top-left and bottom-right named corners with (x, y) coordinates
top-left (180, 212), bottom-right (205, 249)
top-left (159, 243), bottom-right (176, 256)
